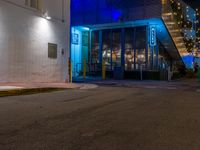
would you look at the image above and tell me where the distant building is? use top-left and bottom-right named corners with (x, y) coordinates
top-left (195, 8), bottom-right (200, 57)
top-left (0, 0), bottom-right (70, 83)
top-left (71, 0), bottom-right (190, 80)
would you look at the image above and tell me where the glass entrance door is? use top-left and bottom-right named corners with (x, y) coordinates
top-left (112, 29), bottom-right (121, 70)
top-left (125, 28), bottom-right (135, 71)
top-left (135, 26), bottom-right (147, 70)
top-left (102, 30), bottom-right (112, 70)
top-left (135, 48), bottom-right (146, 70)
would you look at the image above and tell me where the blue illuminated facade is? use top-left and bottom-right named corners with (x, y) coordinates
top-left (71, 0), bottom-right (184, 80)
top-left (71, 0), bottom-right (162, 26)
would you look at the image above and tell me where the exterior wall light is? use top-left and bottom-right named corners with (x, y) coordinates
top-left (82, 27), bottom-right (90, 31)
top-left (45, 16), bottom-right (51, 20)
top-left (43, 12), bottom-right (51, 20)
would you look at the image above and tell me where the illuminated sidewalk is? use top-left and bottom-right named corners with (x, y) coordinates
top-left (0, 83), bottom-right (98, 91)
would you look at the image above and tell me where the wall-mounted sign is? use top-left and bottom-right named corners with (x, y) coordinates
top-left (48, 43), bottom-right (58, 59)
top-left (72, 33), bottom-right (79, 45)
top-left (150, 26), bottom-right (157, 47)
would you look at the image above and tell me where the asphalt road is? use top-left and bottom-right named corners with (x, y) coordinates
top-left (0, 83), bottom-right (200, 150)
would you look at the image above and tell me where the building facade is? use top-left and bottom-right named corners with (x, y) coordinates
top-left (0, 0), bottom-right (70, 83)
top-left (71, 0), bottom-right (189, 80)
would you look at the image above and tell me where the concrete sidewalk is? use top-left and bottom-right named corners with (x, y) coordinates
top-left (0, 80), bottom-right (199, 92)
top-left (0, 83), bottom-right (79, 91)
top-left (0, 82), bottom-right (98, 97)
top-left (87, 79), bottom-right (200, 91)
top-left (0, 82), bottom-right (98, 92)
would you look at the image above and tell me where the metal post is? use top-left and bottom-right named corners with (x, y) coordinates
top-left (110, 30), bottom-right (113, 70)
top-left (83, 59), bottom-right (87, 79)
top-left (133, 28), bottom-right (136, 70)
top-left (102, 60), bottom-right (106, 80)
top-left (68, 59), bottom-right (72, 83)
top-left (151, 46), bottom-right (154, 70)
top-left (168, 66), bottom-right (171, 81)
top-left (121, 28), bottom-right (125, 69)
top-left (70, 63), bottom-right (73, 83)
top-left (140, 64), bottom-right (143, 80)
top-left (99, 30), bottom-right (103, 64)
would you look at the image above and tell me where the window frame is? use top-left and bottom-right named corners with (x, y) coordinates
top-left (48, 43), bottom-right (58, 59)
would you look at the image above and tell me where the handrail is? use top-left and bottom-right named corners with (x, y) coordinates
top-left (75, 62), bottom-right (102, 75)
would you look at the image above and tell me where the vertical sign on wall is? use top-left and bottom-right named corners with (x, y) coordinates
top-left (150, 26), bottom-right (157, 47)
top-left (72, 33), bottom-right (79, 45)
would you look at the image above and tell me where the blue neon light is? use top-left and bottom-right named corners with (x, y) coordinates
top-left (112, 10), bottom-right (122, 21)
top-left (71, 0), bottom-right (158, 26)
top-left (72, 33), bottom-right (79, 45)
top-left (150, 26), bottom-right (157, 47)
top-left (182, 54), bottom-right (194, 69)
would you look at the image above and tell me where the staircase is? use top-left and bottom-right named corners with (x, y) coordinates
top-left (161, 0), bottom-right (189, 62)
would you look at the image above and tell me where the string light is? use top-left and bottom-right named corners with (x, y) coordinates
top-left (169, 0), bottom-right (199, 53)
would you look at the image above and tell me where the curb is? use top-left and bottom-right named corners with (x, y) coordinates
top-left (0, 88), bottom-right (66, 97)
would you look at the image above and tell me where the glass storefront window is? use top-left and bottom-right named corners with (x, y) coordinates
top-left (112, 29), bottom-right (121, 69)
top-left (135, 26), bottom-right (147, 70)
top-left (90, 26), bottom-right (148, 71)
top-left (147, 45), bottom-right (151, 70)
top-left (102, 30), bottom-right (112, 70)
top-left (125, 28), bottom-right (134, 71)
top-left (135, 49), bottom-right (146, 70)
top-left (73, 24), bottom-right (175, 80)
top-left (91, 31), bottom-right (99, 64)
top-left (159, 44), bottom-right (171, 70)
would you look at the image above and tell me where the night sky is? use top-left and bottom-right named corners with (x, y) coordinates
top-left (183, 0), bottom-right (200, 9)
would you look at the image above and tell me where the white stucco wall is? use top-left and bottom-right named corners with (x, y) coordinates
top-left (0, 0), bottom-right (70, 83)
